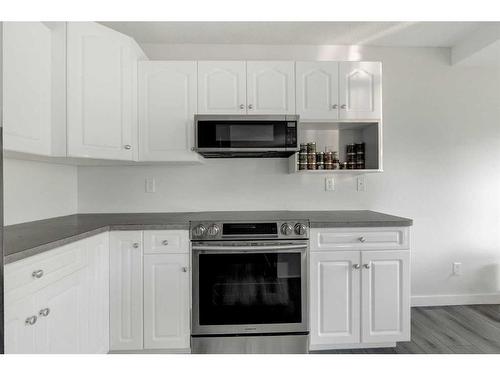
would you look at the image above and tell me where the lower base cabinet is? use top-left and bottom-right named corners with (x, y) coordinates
top-left (144, 254), bottom-right (190, 349)
top-left (309, 229), bottom-right (410, 351)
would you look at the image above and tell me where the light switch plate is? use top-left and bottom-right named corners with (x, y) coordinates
top-left (357, 176), bottom-right (366, 192)
top-left (325, 177), bottom-right (335, 191)
top-left (145, 177), bottom-right (156, 193)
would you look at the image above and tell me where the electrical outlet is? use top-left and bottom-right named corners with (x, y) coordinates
top-left (453, 262), bottom-right (462, 276)
top-left (357, 176), bottom-right (366, 192)
top-left (145, 177), bottom-right (156, 193)
top-left (325, 177), bottom-right (335, 191)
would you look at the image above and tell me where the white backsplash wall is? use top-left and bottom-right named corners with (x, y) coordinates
top-left (4, 158), bottom-right (78, 225)
top-left (77, 45), bottom-right (500, 303)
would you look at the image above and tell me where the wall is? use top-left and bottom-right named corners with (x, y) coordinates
top-left (77, 44), bottom-right (500, 304)
top-left (4, 158), bottom-right (77, 225)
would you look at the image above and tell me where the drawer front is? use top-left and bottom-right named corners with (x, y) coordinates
top-left (143, 230), bottom-right (189, 254)
top-left (5, 240), bottom-right (88, 301)
top-left (310, 227), bottom-right (409, 251)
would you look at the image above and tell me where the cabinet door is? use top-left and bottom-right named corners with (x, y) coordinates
top-left (3, 22), bottom-right (52, 155)
top-left (3, 295), bottom-right (37, 354)
top-left (34, 269), bottom-right (89, 353)
top-left (109, 231), bottom-right (143, 350)
top-left (198, 61), bottom-right (246, 114)
top-left (144, 254), bottom-right (190, 349)
top-left (309, 251), bottom-right (361, 348)
top-left (361, 250), bottom-right (410, 343)
top-left (138, 61), bottom-right (199, 161)
top-left (246, 61), bottom-right (295, 114)
top-left (67, 22), bottom-right (137, 160)
top-left (339, 62), bottom-right (381, 120)
top-left (86, 233), bottom-right (110, 354)
top-left (296, 62), bottom-right (339, 121)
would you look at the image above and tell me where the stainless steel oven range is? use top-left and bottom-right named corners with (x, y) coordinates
top-left (190, 220), bottom-right (309, 354)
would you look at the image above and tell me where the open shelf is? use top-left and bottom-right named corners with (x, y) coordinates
top-left (289, 121), bottom-right (382, 174)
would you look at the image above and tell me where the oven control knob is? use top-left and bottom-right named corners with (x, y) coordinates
top-left (207, 224), bottom-right (220, 237)
top-left (280, 223), bottom-right (293, 236)
top-left (294, 223), bottom-right (307, 236)
top-left (192, 224), bottom-right (207, 237)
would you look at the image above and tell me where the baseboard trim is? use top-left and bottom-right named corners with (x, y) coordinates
top-left (310, 342), bottom-right (396, 351)
top-left (411, 293), bottom-right (500, 307)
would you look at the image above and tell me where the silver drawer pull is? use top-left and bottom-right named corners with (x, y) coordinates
top-left (32, 270), bottom-right (44, 279)
top-left (182, 266), bottom-right (188, 273)
top-left (358, 237), bottom-right (366, 243)
top-left (162, 240), bottom-right (169, 246)
top-left (363, 263), bottom-right (371, 269)
top-left (25, 316), bottom-right (37, 326)
top-left (353, 264), bottom-right (361, 270)
top-left (39, 308), bottom-right (50, 317)
top-left (124, 144), bottom-right (132, 150)
top-left (132, 243), bottom-right (139, 249)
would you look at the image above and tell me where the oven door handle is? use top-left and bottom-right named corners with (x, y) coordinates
top-left (191, 244), bottom-right (307, 251)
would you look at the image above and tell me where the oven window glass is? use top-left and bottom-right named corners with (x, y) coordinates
top-left (198, 252), bottom-right (302, 325)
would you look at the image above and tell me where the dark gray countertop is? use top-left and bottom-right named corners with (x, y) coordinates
top-left (4, 210), bottom-right (412, 264)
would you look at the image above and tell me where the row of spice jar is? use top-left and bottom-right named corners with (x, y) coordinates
top-left (298, 142), bottom-right (366, 170)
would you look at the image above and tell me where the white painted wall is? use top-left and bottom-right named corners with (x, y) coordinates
top-left (4, 159), bottom-right (77, 225)
top-left (78, 44), bottom-right (500, 303)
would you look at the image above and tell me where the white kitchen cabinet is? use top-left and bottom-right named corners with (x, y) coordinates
top-left (138, 61), bottom-right (201, 162)
top-left (246, 61), bottom-right (295, 114)
top-left (310, 251), bottom-right (360, 346)
top-left (296, 62), bottom-right (339, 121)
top-left (2, 22), bottom-right (66, 156)
top-left (109, 231), bottom-right (144, 351)
top-left (144, 254), bottom-right (190, 350)
top-left (339, 62), bottom-right (382, 120)
top-left (3, 295), bottom-right (37, 354)
top-left (361, 250), bottom-right (410, 343)
top-left (67, 22), bottom-right (146, 160)
top-left (198, 61), bottom-right (246, 114)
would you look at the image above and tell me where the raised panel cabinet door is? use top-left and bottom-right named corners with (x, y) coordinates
top-left (67, 22), bottom-right (137, 160)
top-left (109, 231), bottom-right (143, 351)
top-left (339, 62), bottom-right (381, 120)
top-left (3, 22), bottom-right (52, 155)
top-left (138, 61), bottom-right (199, 161)
top-left (246, 61), bottom-right (295, 114)
top-left (85, 233), bottom-right (110, 354)
top-left (361, 250), bottom-right (410, 343)
top-left (309, 251), bottom-right (361, 349)
top-left (144, 254), bottom-right (190, 349)
top-left (34, 269), bottom-right (89, 353)
top-left (198, 61), bottom-right (246, 114)
top-left (296, 62), bottom-right (339, 121)
top-left (4, 295), bottom-right (37, 354)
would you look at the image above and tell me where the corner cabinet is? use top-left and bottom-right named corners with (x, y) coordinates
top-left (67, 22), bottom-right (146, 161)
top-left (138, 61), bottom-right (201, 162)
top-left (309, 227), bottom-right (410, 351)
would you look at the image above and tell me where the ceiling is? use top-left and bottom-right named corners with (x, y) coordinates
top-left (100, 21), bottom-right (487, 47)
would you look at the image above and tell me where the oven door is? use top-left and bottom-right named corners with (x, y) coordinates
top-left (192, 242), bottom-right (308, 336)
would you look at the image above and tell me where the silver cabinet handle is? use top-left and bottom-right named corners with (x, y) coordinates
top-left (340, 104), bottom-right (347, 109)
top-left (363, 263), bottom-right (371, 269)
top-left (332, 104), bottom-right (338, 109)
top-left (132, 242), bottom-right (139, 249)
top-left (358, 237), bottom-right (366, 243)
top-left (39, 308), bottom-right (50, 317)
top-left (181, 267), bottom-right (188, 273)
top-left (353, 264), bottom-right (361, 270)
top-left (162, 240), bottom-right (169, 246)
top-left (25, 316), bottom-right (37, 326)
top-left (124, 145), bottom-right (132, 150)
top-left (248, 104), bottom-right (254, 110)
top-left (32, 270), bottom-right (44, 279)
top-left (239, 104), bottom-right (245, 110)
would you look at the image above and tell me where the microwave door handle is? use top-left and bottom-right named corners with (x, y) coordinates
top-left (191, 244), bottom-right (307, 251)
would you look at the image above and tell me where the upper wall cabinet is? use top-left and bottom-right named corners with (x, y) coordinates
top-left (246, 61), bottom-right (295, 114)
top-left (296, 62), bottom-right (339, 121)
top-left (3, 22), bottom-right (66, 156)
top-left (138, 61), bottom-right (201, 162)
top-left (339, 62), bottom-right (381, 120)
top-left (67, 22), bottom-right (146, 161)
top-left (296, 61), bottom-right (381, 122)
top-left (197, 61), bottom-right (246, 114)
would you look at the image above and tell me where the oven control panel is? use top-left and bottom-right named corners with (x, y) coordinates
top-left (190, 221), bottom-right (309, 240)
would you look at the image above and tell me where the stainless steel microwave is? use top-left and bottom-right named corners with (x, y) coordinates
top-left (193, 114), bottom-right (299, 158)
